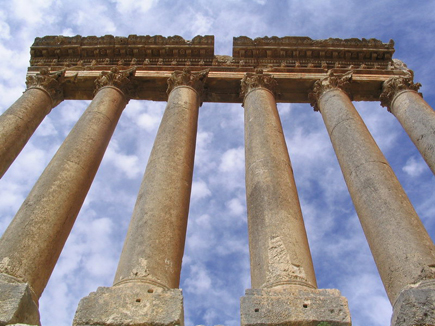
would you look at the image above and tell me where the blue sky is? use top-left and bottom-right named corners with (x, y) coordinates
top-left (0, 1), bottom-right (434, 325)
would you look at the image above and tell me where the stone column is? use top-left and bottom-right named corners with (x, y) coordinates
top-left (0, 69), bottom-right (65, 178)
top-left (73, 69), bottom-right (208, 326)
top-left (0, 67), bottom-right (134, 326)
top-left (240, 70), bottom-right (351, 326)
top-left (380, 75), bottom-right (435, 175)
top-left (310, 71), bottom-right (435, 326)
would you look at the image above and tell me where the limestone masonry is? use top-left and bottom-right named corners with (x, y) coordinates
top-left (0, 35), bottom-right (434, 326)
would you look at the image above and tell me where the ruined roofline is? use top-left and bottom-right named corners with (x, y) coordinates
top-left (30, 34), bottom-right (394, 69)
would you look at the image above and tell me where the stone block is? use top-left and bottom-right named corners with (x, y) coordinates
top-left (0, 275), bottom-right (40, 326)
top-left (240, 287), bottom-right (351, 326)
top-left (73, 283), bottom-right (184, 326)
top-left (391, 281), bottom-right (435, 326)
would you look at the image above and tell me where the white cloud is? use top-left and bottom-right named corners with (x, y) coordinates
top-left (402, 156), bottom-right (426, 177)
top-left (191, 179), bottom-right (212, 201)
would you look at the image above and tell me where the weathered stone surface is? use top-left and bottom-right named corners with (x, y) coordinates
top-left (313, 83), bottom-right (435, 304)
top-left (391, 281), bottom-right (435, 326)
top-left (0, 274), bottom-right (40, 326)
top-left (0, 85), bottom-right (129, 298)
top-left (113, 73), bottom-right (204, 290)
top-left (381, 77), bottom-right (435, 175)
top-left (243, 73), bottom-right (317, 290)
top-left (73, 284), bottom-right (184, 326)
top-left (241, 288), bottom-right (351, 326)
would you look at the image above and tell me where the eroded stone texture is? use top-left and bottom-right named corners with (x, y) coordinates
top-left (391, 281), bottom-right (435, 326)
top-left (240, 288), bottom-right (351, 326)
top-left (310, 73), bottom-right (435, 306)
top-left (380, 75), bottom-right (435, 175)
top-left (0, 69), bottom-right (132, 324)
top-left (0, 69), bottom-right (65, 178)
top-left (73, 283), bottom-right (184, 326)
top-left (113, 69), bottom-right (207, 290)
top-left (0, 274), bottom-right (39, 326)
top-left (242, 70), bottom-right (316, 290)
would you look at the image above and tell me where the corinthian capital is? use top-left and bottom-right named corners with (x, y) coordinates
top-left (166, 68), bottom-right (209, 96)
top-left (240, 69), bottom-right (278, 98)
top-left (380, 76), bottom-right (422, 111)
top-left (26, 68), bottom-right (66, 107)
top-left (94, 67), bottom-right (136, 97)
top-left (309, 70), bottom-right (353, 111)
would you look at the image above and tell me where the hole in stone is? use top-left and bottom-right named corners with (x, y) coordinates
top-left (424, 313), bottom-right (428, 317)
top-left (148, 289), bottom-right (154, 293)
top-left (254, 308), bottom-right (259, 312)
top-left (330, 309), bottom-right (335, 313)
top-left (303, 304), bottom-right (308, 308)
top-left (136, 299), bottom-right (141, 302)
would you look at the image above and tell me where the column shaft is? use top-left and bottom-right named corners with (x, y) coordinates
top-left (244, 87), bottom-right (316, 290)
top-left (0, 85), bottom-right (128, 298)
top-left (389, 90), bottom-right (435, 174)
top-left (317, 85), bottom-right (435, 304)
top-left (114, 85), bottom-right (199, 289)
top-left (0, 70), bottom-right (64, 178)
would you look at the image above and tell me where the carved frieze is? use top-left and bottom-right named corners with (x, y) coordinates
top-left (380, 76), bottom-right (422, 110)
top-left (240, 69), bottom-right (278, 98)
top-left (94, 67), bottom-right (136, 97)
top-left (25, 68), bottom-right (66, 106)
top-left (308, 70), bottom-right (353, 111)
top-left (166, 68), bottom-right (209, 96)
top-left (30, 35), bottom-right (215, 68)
top-left (233, 36), bottom-right (394, 71)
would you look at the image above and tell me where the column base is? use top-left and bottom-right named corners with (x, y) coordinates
top-left (240, 287), bottom-right (351, 326)
top-left (391, 280), bottom-right (435, 326)
top-left (73, 283), bottom-right (184, 326)
top-left (0, 274), bottom-right (40, 326)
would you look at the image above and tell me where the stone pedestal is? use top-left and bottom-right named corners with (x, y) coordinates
top-left (0, 274), bottom-right (39, 326)
top-left (241, 288), bottom-right (351, 326)
top-left (381, 76), bottom-right (435, 175)
top-left (0, 69), bottom-right (65, 178)
top-left (73, 283), bottom-right (184, 326)
top-left (391, 280), bottom-right (435, 326)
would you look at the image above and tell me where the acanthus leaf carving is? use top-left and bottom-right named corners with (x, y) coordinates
top-left (25, 68), bottom-right (67, 107)
top-left (94, 66), bottom-right (136, 97)
top-left (380, 75), bottom-right (422, 111)
top-left (166, 68), bottom-right (209, 97)
top-left (240, 69), bottom-right (278, 99)
top-left (308, 70), bottom-right (353, 111)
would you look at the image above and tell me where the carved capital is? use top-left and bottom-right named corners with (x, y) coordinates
top-left (94, 67), bottom-right (136, 97)
top-left (309, 70), bottom-right (353, 111)
top-left (25, 68), bottom-right (66, 107)
top-left (240, 69), bottom-right (278, 98)
top-left (380, 76), bottom-right (422, 111)
top-left (166, 68), bottom-right (209, 97)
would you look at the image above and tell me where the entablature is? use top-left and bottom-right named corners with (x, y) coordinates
top-left (27, 35), bottom-right (410, 103)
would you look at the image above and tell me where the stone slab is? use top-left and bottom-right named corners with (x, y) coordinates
top-left (0, 274), bottom-right (40, 326)
top-left (391, 281), bottom-right (435, 326)
top-left (240, 288), bottom-right (351, 326)
top-left (73, 283), bottom-right (184, 326)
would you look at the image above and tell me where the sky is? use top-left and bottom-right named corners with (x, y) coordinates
top-left (0, 1), bottom-right (434, 325)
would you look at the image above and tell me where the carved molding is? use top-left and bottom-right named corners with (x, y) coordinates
top-left (94, 67), bottom-right (136, 97)
top-left (380, 76), bottom-right (422, 111)
top-left (309, 70), bottom-right (353, 111)
top-left (240, 69), bottom-right (278, 98)
top-left (25, 68), bottom-right (66, 107)
top-left (166, 68), bottom-right (209, 97)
